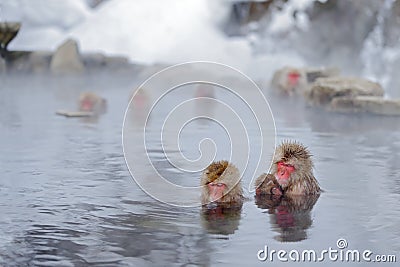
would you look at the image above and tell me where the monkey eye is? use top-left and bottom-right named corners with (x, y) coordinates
top-left (207, 182), bottom-right (224, 187)
top-left (277, 161), bottom-right (295, 169)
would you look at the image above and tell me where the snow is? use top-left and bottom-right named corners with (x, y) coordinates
top-left (0, 0), bottom-right (90, 50)
top-left (0, 0), bottom-right (324, 73)
top-left (68, 0), bottom-right (251, 68)
top-left (267, 0), bottom-right (315, 33)
top-left (1, 0), bottom-right (252, 69)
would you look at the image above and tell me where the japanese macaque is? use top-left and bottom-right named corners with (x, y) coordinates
top-left (255, 173), bottom-right (283, 196)
top-left (129, 88), bottom-right (149, 109)
top-left (78, 92), bottom-right (107, 114)
top-left (270, 66), bottom-right (339, 96)
top-left (201, 160), bottom-right (244, 207)
top-left (271, 67), bottom-right (307, 96)
top-left (127, 88), bottom-right (151, 128)
top-left (255, 141), bottom-right (321, 196)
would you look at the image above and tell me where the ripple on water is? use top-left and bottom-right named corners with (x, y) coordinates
top-left (1, 75), bottom-right (400, 266)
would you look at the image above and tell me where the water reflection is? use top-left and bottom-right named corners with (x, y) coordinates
top-left (18, 224), bottom-right (86, 266)
top-left (201, 205), bottom-right (242, 236)
top-left (2, 72), bottom-right (400, 265)
top-left (266, 91), bottom-right (400, 135)
top-left (92, 210), bottom-right (211, 266)
top-left (8, 205), bottom-right (213, 266)
top-left (255, 194), bottom-right (320, 242)
top-left (306, 109), bottom-right (400, 135)
top-left (128, 88), bottom-right (151, 128)
top-left (194, 84), bottom-right (216, 126)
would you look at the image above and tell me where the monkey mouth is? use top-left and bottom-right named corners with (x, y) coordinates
top-left (207, 182), bottom-right (226, 203)
top-left (279, 180), bottom-right (289, 188)
top-left (275, 174), bottom-right (289, 188)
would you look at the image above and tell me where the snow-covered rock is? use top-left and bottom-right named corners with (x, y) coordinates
top-left (1, 0), bottom-right (252, 69)
top-left (330, 96), bottom-right (400, 116)
top-left (1, 0), bottom-right (91, 51)
top-left (306, 77), bottom-right (384, 106)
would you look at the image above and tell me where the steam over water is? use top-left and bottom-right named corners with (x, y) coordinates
top-left (3, 0), bottom-right (400, 92)
top-left (1, 0), bottom-right (400, 266)
top-left (1, 71), bottom-right (399, 266)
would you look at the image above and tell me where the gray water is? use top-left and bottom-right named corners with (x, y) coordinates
top-left (0, 70), bottom-right (399, 266)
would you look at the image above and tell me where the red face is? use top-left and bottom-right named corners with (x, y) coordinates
top-left (81, 98), bottom-right (93, 111)
top-left (287, 71), bottom-right (300, 87)
top-left (207, 182), bottom-right (226, 202)
top-left (276, 161), bottom-right (295, 187)
top-left (134, 92), bottom-right (148, 109)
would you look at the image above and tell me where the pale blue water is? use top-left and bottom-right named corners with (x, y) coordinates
top-left (0, 71), bottom-right (399, 266)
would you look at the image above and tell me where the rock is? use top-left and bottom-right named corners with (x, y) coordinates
top-left (82, 53), bottom-right (106, 68)
top-left (224, 1), bottom-right (276, 35)
top-left (50, 39), bottom-right (85, 74)
top-left (29, 51), bottom-right (52, 73)
top-left (104, 55), bottom-right (129, 69)
top-left (3, 51), bottom-right (31, 72)
top-left (270, 66), bottom-right (339, 96)
top-left (305, 67), bottom-right (340, 83)
top-left (82, 53), bottom-right (129, 69)
top-left (306, 77), bottom-right (384, 106)
top-left (0, 22), bottom-right (21, 50)
top-left (330, 96), bottom-right (400, 116)
top-left (0, 57), bottom-right (6, 72)
top-left (299, 0), bottom-right (381, 71)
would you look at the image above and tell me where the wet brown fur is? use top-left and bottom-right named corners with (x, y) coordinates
top-left (201, 160), bottom-right (244, 206)
top-left (255, 141), bottom-right (321, 196)
top-left (203, 160), bottom-right (229, 183)
top-left (78, 92), bottom-right (107, 114)
top-left (255, 174), bottom-right (281, 195)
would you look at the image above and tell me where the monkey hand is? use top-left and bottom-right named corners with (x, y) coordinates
top-left (271, 186), bottom-right (283, 196)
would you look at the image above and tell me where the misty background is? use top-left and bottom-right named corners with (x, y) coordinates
top-left (1, 0), bottom-right (400, 97)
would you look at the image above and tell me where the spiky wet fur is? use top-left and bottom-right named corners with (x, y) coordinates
top-left (201, 160), bottom-right (244, 206)
top-left (255, 141), bottom-right (321, 195)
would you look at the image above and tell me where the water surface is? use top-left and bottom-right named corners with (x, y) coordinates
top-left (0, 71), bottom-right (399, 266)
